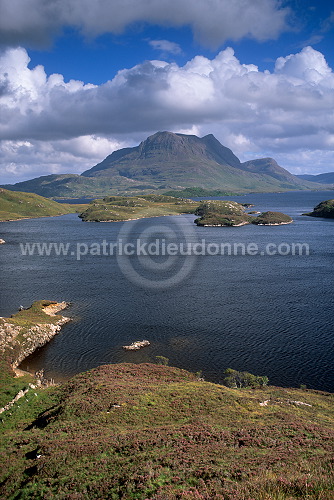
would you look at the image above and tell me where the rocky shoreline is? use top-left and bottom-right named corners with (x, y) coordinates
top-left (0, 301), bottom-right (71, 371)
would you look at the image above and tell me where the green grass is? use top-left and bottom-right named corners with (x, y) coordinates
top-left (79, 195), bottom-right (198, 221)
top-left (0, 362), bottom-right (333, 499)
top-left (251, 211), bottom-right (293, 225)
top-left (194, 200), bottom-right (252, 226)
top-left (0, 187), bottom-right (86, 221)
top-left (194, 202), bottom-right (293, 227)
top-left (7, 300), bottom-right (65, 329)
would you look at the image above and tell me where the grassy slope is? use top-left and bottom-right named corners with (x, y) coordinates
top-left (79, 195), bottom-right (199, 221)
top-left (0, 188), bottom-right (86, 221)
top-left (0, 363), bottom-right (333, 499)
top-left (2, 174), bottom-right (136, 199)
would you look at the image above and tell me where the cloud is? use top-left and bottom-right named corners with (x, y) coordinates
top-left (1, 45), bottom-right (334, 181)
top-left (0, 136), bottom-right (126, 184)
top-left (0, 0), bottom-right (290, 49)
top-left (148, 39), bottom-right (182, 55)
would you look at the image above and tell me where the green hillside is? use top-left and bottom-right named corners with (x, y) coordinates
top-left (2, 174), bottom-right (129, 199)
top-left (0, 362), bottom-right (333, 499)
top-left (297, 172), bottom-right (334, 184)
top-left (0, 188), bottom-right (86, 221)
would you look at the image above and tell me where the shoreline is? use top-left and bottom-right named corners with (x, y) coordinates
top-left (0, 213), bottom-right (75, 223)
top-left (0, 301), bottom-right (71, 372)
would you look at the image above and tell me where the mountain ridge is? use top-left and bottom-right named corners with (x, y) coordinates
top-left (2, 131), bottom-right (328, 197)
top-left (297, 172), bottom-right (334, 184)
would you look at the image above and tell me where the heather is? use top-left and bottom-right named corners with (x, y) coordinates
top-left (0, 363), bottom-right (333, 499)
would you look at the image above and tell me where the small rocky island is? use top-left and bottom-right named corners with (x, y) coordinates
top-left (251, 211), bottom-right (293, 225)
top-left (304, 199), bottom-right (334, 218)
top-left (194, 201), bottom-right (292, 227)
top-left (122, 340), bottom-right (150, 350)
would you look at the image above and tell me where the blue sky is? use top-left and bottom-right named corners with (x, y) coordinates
top-left (0, 0), bottom-right (334, 183)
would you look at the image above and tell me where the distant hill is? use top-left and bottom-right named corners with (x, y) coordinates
top-left (2, 132), bottom-right (325, 198)
top-left (1, 174), bottom-right (124, 199)
top-left (297, 172), bottom-right (334, 184)
top-left (0, 188), bottom-right (76, 221)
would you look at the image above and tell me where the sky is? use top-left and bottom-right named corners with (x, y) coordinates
top-left (0, 0), bottom-right (334, 184)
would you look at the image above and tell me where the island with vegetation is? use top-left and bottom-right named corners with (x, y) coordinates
top-left (79, 194), bottom-right (198, 222)
top-left (251, 210), bottom-right (293, 225)
top-left (78, 196), bottom-right (293, 226)
top-left (304, 199), bottom-right (334, 218)
top-left (194, 201), bottom-right (292, 227)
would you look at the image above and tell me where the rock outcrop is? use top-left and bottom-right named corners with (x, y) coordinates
top-left (0, 301), bottom-right (70, 369)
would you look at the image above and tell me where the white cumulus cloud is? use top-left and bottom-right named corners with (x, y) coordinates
top-left (1, 45), bottom-right (334, 182)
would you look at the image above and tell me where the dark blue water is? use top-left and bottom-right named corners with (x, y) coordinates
top-left (0, 191), bottom-right (333, 391)
top-left (54, 198), bottom-right (95, 204)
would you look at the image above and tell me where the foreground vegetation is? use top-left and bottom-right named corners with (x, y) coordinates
top-left (0, 306), bottom-right (332, 498)
top-left (0, 362), bottom-right (333, 499)
top-left (304, 199), bottom-right (334, 218)
top-left (79, 195), bottom-right (198, 222)
top-left (0, 188), bottom-right (86, 221)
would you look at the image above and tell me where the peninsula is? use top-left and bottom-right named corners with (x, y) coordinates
top-left (79, 194), bottom-right (198, 221)
top-left (0, 301), bottom-right (70, 404)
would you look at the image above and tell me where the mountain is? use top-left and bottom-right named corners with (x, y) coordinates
top-left (2, 132), bottom-right (325, 197)
top-left (297, 172), bottom-right (334, 184)
top-left (0, 188), bottom-right (76, 221)
top-left (81, 131), bottom-right (315, 192)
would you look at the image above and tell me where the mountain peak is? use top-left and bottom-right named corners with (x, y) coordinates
top-left (3, 131), bottom-right (316, 197)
